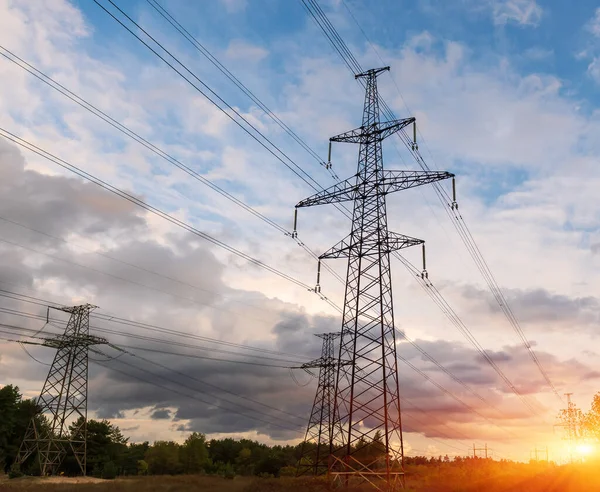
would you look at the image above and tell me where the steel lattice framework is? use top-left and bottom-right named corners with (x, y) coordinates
top-left (296, 67), bottom-right (453, 491)
top-left (296, 332), bottom-right (350, 476)
top-left (16, 304), bottom-right (107, 476)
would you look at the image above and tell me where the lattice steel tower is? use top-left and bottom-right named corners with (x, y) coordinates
top-left (296, 67), bottom-right (453, 490)
top-left (16, 304), bottom-right (106, 476)
top-left (297, 332), bottom-right (348, 476)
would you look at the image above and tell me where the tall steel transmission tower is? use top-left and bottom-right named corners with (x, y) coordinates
top-left (296, 67), bottom-right (453, 490)
top-left (296, 332), bottom-right (349, 476)
top-left (16, 304), bottom-right (106, 476)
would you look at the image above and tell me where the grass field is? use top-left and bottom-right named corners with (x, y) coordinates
top-left (2, 463), bottom-right (600, 492)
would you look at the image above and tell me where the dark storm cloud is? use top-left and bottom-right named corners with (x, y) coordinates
top-left (0, 140), bottom-right (145, 240)
top-left (151, 408), bottom-right (171, 420)
top-left (456, 283), bottom-right (600, 331)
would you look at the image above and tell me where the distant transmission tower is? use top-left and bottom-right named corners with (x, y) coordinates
top-left (295, 67), bottom-right (453, 490)
top-left (472, 443), bottom-right (489, 459)
top-left (555, 393), bottom-right (580, 464)
top-left (296, 332), bottom-right (350, 476)
top-left (16, 304), bottom-right (106, 476)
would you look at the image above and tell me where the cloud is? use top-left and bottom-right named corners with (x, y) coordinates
top-left (523, 47), bottom-right (553, 60)
top-left (491, 0), bottom-right (542, 26)
top-left (581, 8), bottom-right (600, 84)
top-left (587, 8), bottom-right (600, 38)
top-left (220, 0), bottom-right (247, 14)
top-left (587, 57), bottom-right (600, 84)
top-left (151, 408), bottom-right (172, 420)
top-left (225, 40), bottom-right (268, 63)
top-left (453, 284), bottom-right (600, 333)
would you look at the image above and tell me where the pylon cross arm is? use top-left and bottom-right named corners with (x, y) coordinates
top-left (330, 117), bottom-right (415, 144)
top-left (42, 334), bottom-right (108, 349)
top-left (319, 231), bottom-right (422, 259)
top-left (380, 170), bottom-right (454, 194)
top-left (296, 170), bottom-right (453, 208)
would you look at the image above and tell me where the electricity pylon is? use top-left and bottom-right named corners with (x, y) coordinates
top-left (296, 66), bottom-right (453, 490)
top-left (16, 304), bottom-right (107, 476)
top-left (472, 443), bottom-right (489, 459)
top-left (296, 332), bottom-right (350, 476)
top-left (555, 393), bottom-right (581, 464)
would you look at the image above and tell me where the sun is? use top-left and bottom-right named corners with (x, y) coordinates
top-left (576, 443), bottom-right (595, 456)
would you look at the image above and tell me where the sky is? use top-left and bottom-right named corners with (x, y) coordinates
top-left (1, 0), bottom-right (600, 463)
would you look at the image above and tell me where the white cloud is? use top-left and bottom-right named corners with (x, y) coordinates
top-left (220, 0), bottom-right (247, 14)
top-left (588, 57), bottom-right (600, 84)
top-left (225, 39), bottom-right (268, 63)
top-left (523, 47), bottom-right (553, 60)
top-left (491, 0), bottom-right (542, 26)
top-left (587, 7), bottom-right (600, 37)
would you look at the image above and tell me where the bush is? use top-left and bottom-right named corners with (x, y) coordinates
top-left (218, 463), bottom-right (236, 479)
top-left (137, 459), bottom-right (148, 475)
top-left (8, 462), bottom-right (23, 479)
top-left (101, 461), bottom-right (117, 480)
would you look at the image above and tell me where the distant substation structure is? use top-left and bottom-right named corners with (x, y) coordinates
top-left (295, 66), bottom-right (453, 490)
top-left (16, 304), bottom-right (106, 476)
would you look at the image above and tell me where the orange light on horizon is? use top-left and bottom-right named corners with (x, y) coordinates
top-left (576, 443), bottom-right (595, 457)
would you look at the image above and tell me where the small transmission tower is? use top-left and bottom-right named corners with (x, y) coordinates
top-left (555, 393), bottom-right (581, 464)
top-left (297, 332), bottom-right (349, 476)
top-left (296, 67), bottom-right (453, 490)
top-left (16, 304), bottom-right (106, 476)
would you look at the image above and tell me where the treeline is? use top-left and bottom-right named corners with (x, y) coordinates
top-left (2, 384), bottom-right (599, 479)
top-left (0, 385), bottom-right (304, 478)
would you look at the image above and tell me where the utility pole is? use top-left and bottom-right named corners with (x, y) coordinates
top-left (472, 443), bottom-right (488, 459)
top-left (15, 304), bottom-right (107, 476)
top-left (295, 66), bottom-right (453, 490)
top-left (296, 332), bottom-right (350, 476)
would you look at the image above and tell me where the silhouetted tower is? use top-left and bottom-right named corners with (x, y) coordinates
top-left (297, 332), bottom-right (347, 476)
top-left (472, 443), bottom-right (488, 459)
top-left (530, 446), bottom-right (549, 462)
top-left (295, 67), bottom-right (453, 490)
top-left (16, 304), bottom-right (107, 476)
top-left (555, 393), bottom-right (580, 463)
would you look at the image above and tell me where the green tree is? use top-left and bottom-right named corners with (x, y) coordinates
top-left (136, 459), bottom-right (148, 475)
top-left (121, 442), bottom-right (150, 476)
top-left (145, 441), bottom-right (183, 475)
top-left (66, 417), bottom-right (128, 476)
top-left (0, 385), bottom-right (42, 473)
top-left (101, 461), bottom-right (117, 479)
top-left (235, 447), bottom-right (254, 476)
top-left (180, 432), bottom-right (210, 474)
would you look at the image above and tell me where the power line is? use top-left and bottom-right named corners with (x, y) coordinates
top-left (334, 0), bottom-right (562, 404)
top-left (110, 344), bottom-right (308, 423)
top-left (0, 46), bottom-right (347, 297)
top-left (0, 296), bottom-right (517, 444)
top-left (0, 289), bottom-right (311, 362)
top-left (300, 0), bottom-right (559, 413)
top-left (145, 0), bottom-right (339, 180)
top-left (0, 304), bottom-right (309, 366)
top-left (0, 127), bottom-right (312, 291)
top-left (88, 348), bottom-right (305, 433)
top-left (92, 0), bottom-right (323, 192)
top-left (1, 3), bottom-right (546, 441)
top-left (0, 122), bottom-right (533, 435)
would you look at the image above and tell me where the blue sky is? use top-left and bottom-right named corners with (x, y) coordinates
top-left (2, 0), bottom-right (600, 461)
